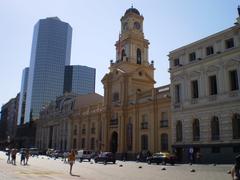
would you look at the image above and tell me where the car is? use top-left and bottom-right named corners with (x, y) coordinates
top-left (94, 152), bottom-right (116, 164)
top-left (46, 148), bottom-right (54, 157)
top-left (52, 150), bottom-right (64, 158)
top-left (29, 148), bottom-right (39, 156)
top-left (146, 152), bottom-right (176, 165)
top-left (76, 150), bottom-right (95, 162)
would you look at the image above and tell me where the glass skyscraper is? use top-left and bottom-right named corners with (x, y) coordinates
top-left (17, 67), bottom-right (29, 125)
top-left (24, 17), bottom-right (72, 123)
top-left (64, 65), bottom-right (96, 95)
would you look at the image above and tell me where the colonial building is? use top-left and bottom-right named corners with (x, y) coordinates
top-left (35, 7), bottom-right (172, 160)
top-left (169, 11), bottom-right (240, 163)
top-left (35, 93), bottom-right (103, 151)
top-left (100, 7), bottom-right (171, 159)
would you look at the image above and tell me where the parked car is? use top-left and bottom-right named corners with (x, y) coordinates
top-left (94, 152), bottom-right (116, 164)
top-left (146, 152), bottom-right (176, 165)
top-left (136, 150), bottom-right (151, 162)
top-left (29, 148), bottom-right (39, 156)
top-left (76, 150), bottom-right (95, 162)
top-left (52, 150), bottom-right (64, 158)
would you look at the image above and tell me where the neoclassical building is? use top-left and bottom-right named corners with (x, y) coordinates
top-left (35, 93), bottom-right (103, 151)
top-left (169, 12), bottom-right (240, 163)
top-left (36, 7), bottom-right (172, 159)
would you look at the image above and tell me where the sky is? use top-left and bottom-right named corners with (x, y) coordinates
top-left (0, 0), bottom-right (239, 106)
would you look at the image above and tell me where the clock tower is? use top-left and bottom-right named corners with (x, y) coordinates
top-left (101, 7), bottom-right (156, 154)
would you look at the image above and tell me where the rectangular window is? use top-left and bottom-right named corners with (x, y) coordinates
top-left (174, 58), bottom-right (180, 66)
top-left (160, 112), bottom-right (168, 128)
top-left (191, 80), bottom-right (199, 98)
top-left (229, 70), bottom-right (239, 91)
top-left (189, 52), bottom-right (196, 62)
top-left (175, 84), bottom-right (181, 103)
top-left (206, 46), bottom-right (214, 56)
top-left (209, 75), bottom-right (217, 95)
top-left (225, 38), bottom-right (234, 49)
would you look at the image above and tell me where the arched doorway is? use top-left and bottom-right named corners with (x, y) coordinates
top-left (110, 131), bottom-right (118, 153)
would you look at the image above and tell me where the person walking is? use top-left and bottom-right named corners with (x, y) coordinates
top-left (25, 149), bottom-right (30, 165)
top-left (11, 149), bottom-right (17, 165)
top-left (20, 150), bottom-right (26, 165)
top-left (68, 149), bottom-right (76, 175)
top-left (231, 155), bottom-right (240, 180)
top-left (6, 148), bottom-right (11, 164)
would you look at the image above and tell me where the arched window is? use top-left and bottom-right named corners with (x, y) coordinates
top-left (137, 48), bottom-right (142, 64)
top-left (141, 135), bottom-right (148, 150)
top-left (176, 120), bottom-right (182, 142)
top-left (232, 114), bottom-right (240, 139)
top-left (91, 138), bottom-right (95, 150)
top-left (121, 49), bottom-right (126, 61)
top-left (161, 133), bottom-right (169, 151)
top-left (193, 119), bottom-right (200, 141)
top-left (127, 121), bottom-right (133, 151)
top-left (211, 116), bottom-right (220, 140)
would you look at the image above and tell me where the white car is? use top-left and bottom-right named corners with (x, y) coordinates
top-left (76, 150), bottom-right (94, 162)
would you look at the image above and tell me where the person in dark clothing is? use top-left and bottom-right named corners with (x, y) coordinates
top-left (231, 155), bottom-right (240, 180)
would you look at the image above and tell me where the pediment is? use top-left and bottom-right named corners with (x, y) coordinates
top-left (188, 71), bottom-right (201, 78)
top-left (131, 68), bottom-right (156, 84)
top-left (206, 65), bottom-right (219, 73)
top-left (171, 74), bottom-right (184, 83)
top-left (224, 58), bottom-right (240, 68)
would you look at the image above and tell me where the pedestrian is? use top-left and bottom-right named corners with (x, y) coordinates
top-left (25, 149), bottom-right (30, 165)
top-left (11, 149), bottom-right (17, 165)
top-left (63, 151), bottom-right (68, 163)
top-left (68, 149), bottom-right (76, 175)
top-left (231, 155), bottom-right (240, 180)
top-left (196, 151), bottom-right (201, 164)
top-left (188, 147), bottom-right (194, 164)
top-left (6, 148), bottom-right (11, 164)
top-left (20, 150), bottom-right (26, 165)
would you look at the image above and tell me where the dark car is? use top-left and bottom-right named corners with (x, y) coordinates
top-left (146, 152), bottom-right (176, 165)
top-left (94, 152), bottom-right (116, 164)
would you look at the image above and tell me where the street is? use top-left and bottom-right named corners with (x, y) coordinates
top-left (0, 151), bottom-right (233, 180)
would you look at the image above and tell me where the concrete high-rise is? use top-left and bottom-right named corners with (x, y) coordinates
top-left (64, 65), bottom-right (96, 95)
top-left (17, 67), bottom-right (29, 125)
top-left (24, 17), bottom-right (72, 123)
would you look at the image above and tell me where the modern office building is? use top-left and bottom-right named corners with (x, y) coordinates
top-left (24, 17), bottom-right (72, 123)
top-left (169, 9), bottom-right (240, 163)
top-left (64, 65), bottom-right (96, 95)
top-left (17, 67), bottom-right (29, 125)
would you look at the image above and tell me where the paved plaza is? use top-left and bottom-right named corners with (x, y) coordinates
top-left (0, 151), bottom-right (233, 180)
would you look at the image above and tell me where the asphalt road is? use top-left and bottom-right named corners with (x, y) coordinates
top-left (0, 151), bottom-right (233, 180)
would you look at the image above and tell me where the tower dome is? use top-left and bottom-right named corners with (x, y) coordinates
top-left (124, 7), bottom-right (140, 16)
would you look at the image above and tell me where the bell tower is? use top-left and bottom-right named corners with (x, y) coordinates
top-left (113, 6), bottom-right (152, 69)
top-left (102, 6), bottom-right (155, 107)
top-left (101, 7), bottom-right (156, 153)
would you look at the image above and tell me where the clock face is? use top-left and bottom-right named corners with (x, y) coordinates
top-left (134, 22), bottom-right (141, 30)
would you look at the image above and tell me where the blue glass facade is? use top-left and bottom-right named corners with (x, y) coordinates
top-left (17, 67), bottom-right (29, 125)
top-left (64, 65), bottom-right (96, 95)
top-left (24, 17), bottom-right (72, 123)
